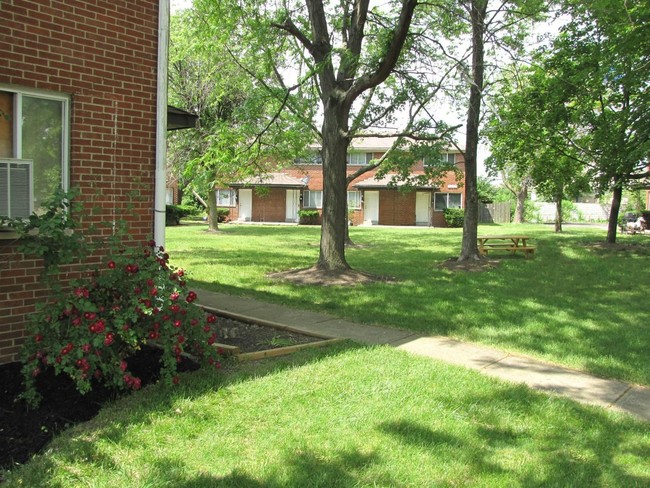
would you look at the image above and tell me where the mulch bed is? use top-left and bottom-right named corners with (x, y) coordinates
top-left (0, 318), bottom-right (321, 473)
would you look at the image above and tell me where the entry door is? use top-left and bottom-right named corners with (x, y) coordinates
top-left (238, 189), bottom-right (252, 221)
top-left (285, 189), bottom-right (300, 222)
top-left (415, 192), bottom-right (431, 226)
top-left (363, 191), bottom-right (379, 225)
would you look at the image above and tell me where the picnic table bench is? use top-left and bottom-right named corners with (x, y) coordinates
top-left (478, 235), bottom-right (536, 258)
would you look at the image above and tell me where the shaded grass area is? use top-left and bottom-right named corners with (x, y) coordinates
top-left (5, 345), bottom-right (649, 487)
top-left (166, 223), bottom-right (650, 385)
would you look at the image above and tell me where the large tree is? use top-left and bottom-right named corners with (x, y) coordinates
top-left (168, 8), bottom-right (312, 231)
top-left (513, 1), bottom-right (650, 242)
top-left (192, 0), bottom-right (465, 276)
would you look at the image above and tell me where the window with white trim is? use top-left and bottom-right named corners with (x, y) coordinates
top-left (215, 189), bottom-right (236, 207)
top-left (433, 192), bottom-right (462, 211)
top-left (294, 151), bottom-right (322, 165)
top-left (303, 190), bottom-right (322, 209)
top-left (424, 152), bottom-right (455, 167)
top-left (347, 152), bottom-right (373, 165)
top-left (347, 190), bottom-right (362, 209)
top-left (0, 86), bottom-right (69, 219)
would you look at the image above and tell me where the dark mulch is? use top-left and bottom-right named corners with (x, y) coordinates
top-left (0, 318), bottom-right (322, 473)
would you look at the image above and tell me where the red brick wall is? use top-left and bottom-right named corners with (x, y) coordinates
top-left (252, 188), bottom-right (286, 222)
top-left (377, 191), bottom-right (416, 226)
top-left (0, 0), bottom-right (160, 364)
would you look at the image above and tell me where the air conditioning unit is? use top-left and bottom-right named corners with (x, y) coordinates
top-left (0, 159), bottom-right (33, 219)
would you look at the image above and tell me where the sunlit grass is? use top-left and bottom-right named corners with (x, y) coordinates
top-left (166, 223), bottom-right (650, 385)
top-left (5, 344), bottom-right (650, 487)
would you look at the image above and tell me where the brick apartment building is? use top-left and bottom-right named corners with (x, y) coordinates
top-left (222, 137), bottom-right (466, 227)
top-left (0, 0), bottom-right (169, 364)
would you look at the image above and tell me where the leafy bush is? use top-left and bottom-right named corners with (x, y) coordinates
top-left (166, 205), bottom-right (198, 225)
top-left (1, 188), bottom-right (87, 272)
top-left (216, 208), bottom-right (230, 223)
top-left (298, 209), bottom-right (320, 225)
top-left (443, 208), bottom-right (464, 228)
top-left (20, 242), bottom-right (223, 407)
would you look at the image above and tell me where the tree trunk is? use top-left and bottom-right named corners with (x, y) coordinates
top-left (317, 100), bottom-right (351, 271)
top-left (206, 189), bottom-right (220, 232)
top-left (606, 179), bottom-right (623, 243)
top-left (554, 198), bottom-right (562, 232)
top-left (514, 182), bottom-right (527, 223)
top-left (458, 0), bottom-right (487, 262)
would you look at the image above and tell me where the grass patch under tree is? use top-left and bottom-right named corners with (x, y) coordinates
top-left (165, 223), bottom-right (650, 386)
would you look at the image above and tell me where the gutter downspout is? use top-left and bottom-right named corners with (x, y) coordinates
top-left (154, 0), bottom-right (170, 247)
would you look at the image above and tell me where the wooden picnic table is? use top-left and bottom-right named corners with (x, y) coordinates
top-left (477, 235), bottom-right (535, 258)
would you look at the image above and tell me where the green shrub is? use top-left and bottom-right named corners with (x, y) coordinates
top-left (443, 208), bottom-right (464, 227)
top-left (166, 205), bottom-right (198, 225)
top-left (216, 208), bottom-right (230, 223)
top-left (298, 209), bottom-right (320, 225)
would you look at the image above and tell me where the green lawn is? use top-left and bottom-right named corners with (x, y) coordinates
top-left (5, 344), bottom-right (650, 487)
top-left (165, 223), bottom-right (650, 386)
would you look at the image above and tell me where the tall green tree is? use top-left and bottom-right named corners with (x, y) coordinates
top-left (168, 8), bottom-right (312, 231)
top-left (192, 0), bottom-right (465, 276)
top-left (523, 1), bottom-right (650, 242)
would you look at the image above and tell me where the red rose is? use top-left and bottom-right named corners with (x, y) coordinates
top-left (172, 376), bottom-right (180, 385)
top-left (104, 333), bottom-right (114, 346)
top-left (120, 360), bottom-right (128, 371)
top-left (177, 335), bottom-right (185, 344)
top-left (34, 334), bottom-right (43, 342)
top-left (207, 314), bottom-right (217, 324)
top-left (108, 261), bottom-right (116, 269)
top-left (173, 320), bottom-right (182, 328)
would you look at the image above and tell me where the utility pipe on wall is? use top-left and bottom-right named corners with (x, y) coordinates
top-left (154, 0), bottom-right (170, 247)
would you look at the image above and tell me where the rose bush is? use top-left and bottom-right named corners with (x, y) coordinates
top-left (21, 241), bottom-right (222, 407)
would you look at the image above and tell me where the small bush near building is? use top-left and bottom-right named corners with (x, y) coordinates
top-left (216, 208), bottom-right (230, 223)
top-left (166, 205), bottom-right (198, 225)
top-left (298, 209), bottom-right (320, 225)
top-left (443, 208), bottom-right (464, 227)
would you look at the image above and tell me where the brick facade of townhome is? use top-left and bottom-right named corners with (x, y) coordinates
top-left (224, 141), bottom-right (465, 227)
top-left (0, 0), bottom-right (161, 364)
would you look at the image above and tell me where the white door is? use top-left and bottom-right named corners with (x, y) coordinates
top-left (363, 191), bottom-right (379, 225)
top-left (285, 189), bottom-right (300, 222)
top-left (415, 192), bottom-right (431, 226)
top-left (238, 189), bottom-right (252, 221)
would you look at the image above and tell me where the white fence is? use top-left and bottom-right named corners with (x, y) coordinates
top-left (534, 202), bottom-right (610, 222)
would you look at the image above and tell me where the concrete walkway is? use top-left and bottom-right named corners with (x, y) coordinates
top-left (197, 289), bottom-right (649, 422)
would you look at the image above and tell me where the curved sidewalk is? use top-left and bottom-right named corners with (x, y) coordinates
top-left (197, 289), bottom-right (649, 422)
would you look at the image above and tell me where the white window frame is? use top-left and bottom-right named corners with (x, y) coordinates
top-left (302, 190), bottom-right (323, 209)
top-left (433, 192), bottom-right (462, 212)
top-left (347, 152), bottom-right (372, 165)
top-left (215, 189), bottom-right (236, 207)
top-left (0, 84), bottom-right (70, 217)
top-left (347, 190), bottom-right (362, 210)
top-left (424, 152), bottom-right (455, 167)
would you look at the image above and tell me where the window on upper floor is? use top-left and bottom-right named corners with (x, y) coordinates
top-left (303, 190), bottom-right (323, 209)
top-left (216, 189), bottom-right (236, 207)
top-left (347, 152), bottom-right (373, 165)
top-left (433, 192), bottom-right (462, 211)
top-left (0, 86), bottom-right (69, 219)
top-left (424, 152), bottom-right (456, 167)
top-left (294, 151), bottom-right (322, 165)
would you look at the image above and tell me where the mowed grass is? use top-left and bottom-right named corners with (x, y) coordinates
top-left (5, 344), bottom-right (650, 487)
top-left (166, 223), bottom-right (650, 385)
